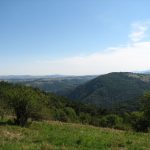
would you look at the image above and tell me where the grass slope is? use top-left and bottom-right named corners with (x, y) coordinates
top-left (0, 120), bottom-right (150, 150)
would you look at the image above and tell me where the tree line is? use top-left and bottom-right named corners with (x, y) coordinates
top-left (0, 81), bottom-right (150, 132)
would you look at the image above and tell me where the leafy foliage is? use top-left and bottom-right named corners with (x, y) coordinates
top-left (0, 82), bottom-right (108, 127)
top-left (129, 112), bottom-right (149, 132)
top-left (0, 82), bottom-right (47, 126)
top-left (141, 92), bottom-right (150, 121)
top-left (100, 114), bottom-right (123, 128)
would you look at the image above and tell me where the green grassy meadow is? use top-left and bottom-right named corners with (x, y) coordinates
top-left (0, 120), bottom-right (150, 150)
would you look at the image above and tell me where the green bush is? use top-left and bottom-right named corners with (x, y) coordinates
top-left (141, 92), bottom-right (150, 122)
top-left (79, 112), bottom-right (91, 124)
top-left (54, 109), bottom-right (69, 122)
top-left (64, 107), bottom-right (78, 122)
top-left (100, 114), bottom-right (123, 128)
top-left (130, 112), bottom-right (149, 132)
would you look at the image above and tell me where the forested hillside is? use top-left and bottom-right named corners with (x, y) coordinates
top-left (2, 72), bottom-right (150, 112)
top-left (0, 82), bottom-right (109, 127)
top-left (68, 72), bottom-right (150, 110)
top-left (1, 81), bottom-right (150, 133)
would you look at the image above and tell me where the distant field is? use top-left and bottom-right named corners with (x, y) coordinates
top-left (0, 120), bottom-right (150, 150)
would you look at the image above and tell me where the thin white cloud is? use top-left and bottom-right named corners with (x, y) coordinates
top-left (1, 20), bottom-right (150, 75)
top-left (32, 41), bottom-right (150, 75)
top-left (27, 20), bottom-right (150, 75)
top-left (129, 21), bottom-right (150, 42)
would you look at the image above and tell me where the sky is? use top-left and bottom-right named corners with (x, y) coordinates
top-left (0, 0), bottom-right (150, 75)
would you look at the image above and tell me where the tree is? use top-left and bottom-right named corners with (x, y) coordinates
top-left (5, 85), bottom-right (44, 126)
top-left (54, 109), bottom-right (68, 122)
top-left (79, 112), bottom-right (91, 124)
top-left (64, 107), bottom-right (78, 122)
top-left (141, 92), bottom-right (150, 122)
top-left (100, 114), bottom-right (123, 128)
top-left (130, 112), bottom-right (149, 132)
top-left (129, 92), bottom-right (150, 132)
top-left (0, 82), bottom-right (12, 120)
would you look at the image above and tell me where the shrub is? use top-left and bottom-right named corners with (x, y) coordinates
top-left (141, 92), bottom-right (150, 122)
top-left (64, 107), bottom-right (78, 122)
top-left (130, 112), bottom-right (149, 132)
top-left (54, 109), bottom-right (69, 122)
top-left (100, 114), bottom-right (123, 128)
top-left (79, 112), bottom-right (91, 124)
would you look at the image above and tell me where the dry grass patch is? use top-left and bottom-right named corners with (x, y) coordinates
top-left (2, 130), bottom-right (23, 140)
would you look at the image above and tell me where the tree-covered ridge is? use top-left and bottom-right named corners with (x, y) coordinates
top-left (68, 72), bottom-right (150, 109)
top-left (1, 81), bottom-right (150, 133)
top-left (0, 82), bottom-right (109, 127)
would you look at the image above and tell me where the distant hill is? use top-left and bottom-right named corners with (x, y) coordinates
top-left (142, 70), bottom-right (150, 74)
top-left (68, 72), bottom-right (150, 110)
top-left (0, 75), bottom-right (67, 81)
top-left (0, 75), bottom-right (96, 95)
top-left (135, 70), bottom-right (150, 74)
top-left (2, 72), bottom-right (150, 111)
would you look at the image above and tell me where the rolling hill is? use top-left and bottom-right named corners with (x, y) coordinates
top-left (68, 72), bottom-right (150, 110)
top-left (2, 72), bottom-right (150, 111)
top-left (0, 75), bottom-right (96, 96)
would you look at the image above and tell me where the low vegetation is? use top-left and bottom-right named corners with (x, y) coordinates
top-left (0, 120), bottom-right (150, 150)
top-left (1, 80), bottom-right (150, 149)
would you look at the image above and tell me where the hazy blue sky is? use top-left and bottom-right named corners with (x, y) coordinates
top-left (1, 0), bottom-right (150, 75)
